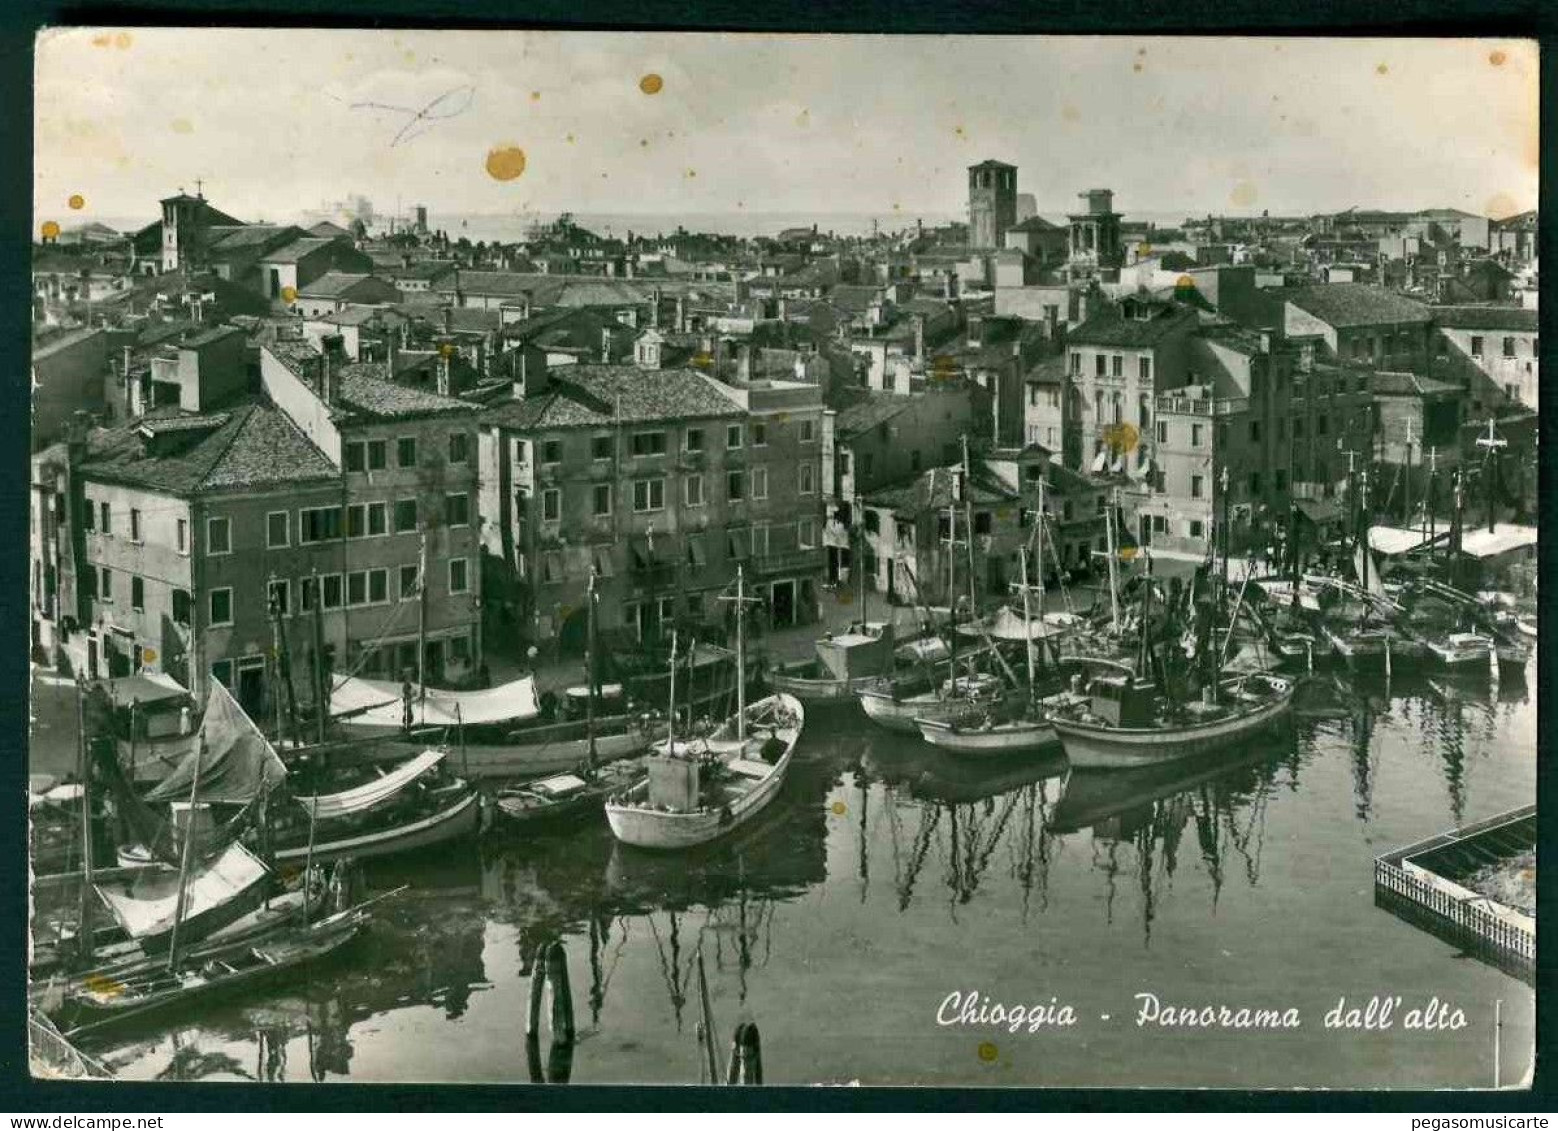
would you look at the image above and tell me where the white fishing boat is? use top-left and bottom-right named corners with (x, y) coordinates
top-left (917, 711), bottom-right (1058, 756)
top-left (1050, 671), bottom-right (1296, 770)
top-left (857, 672), bottom-right (1001, 734)
top-left (768, 621), bottom-right (898, 704)
top-left (605, 567), bottom-right (805, 851)
top-left (1423, 630), bottom-right (1498, 670)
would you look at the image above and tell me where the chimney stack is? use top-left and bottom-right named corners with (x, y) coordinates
top-left (321, 348), bottom-right (334, 406)
top-left (437, 351), bottom-right (451, 397)
top-left (442, 307), bottom-right (453, 335)
top-left (913, 314), bottom-right (926, 364)
top-left (967, 316), bottom-right (984, 350)
top-left (738, 342), bottom-right (753, 382)
top-left (651, 287), bottom-right (662, 329)
top-left (601, 327), bottom-right (614, 364)
top-left (675, 295), bottom-right (687, 333)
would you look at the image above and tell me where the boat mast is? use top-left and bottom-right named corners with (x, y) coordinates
top-left (75, 678), bottom-right (94, 965)
top-left (945, 477), bottom-right (958, 695)
top-left (165, 733), bottom-right (206, 972)
top-left (1402, 418), bottom-right (1414, 529)
top-left (666, 628), bottom-right (679, 751)
top-left (961, 436), bottom-right (977, 620)
top-left (1034, 475), bottom-right (1047, 623)
top-left (735, 567), bottom-right (747, 741)
top-left (586, 568), bottom-right (598, 772)
top-left (1018, 545), bottom-right (1035, 701)
top-left (1476, 419), bottom-right (1507, 535)
top-left (854, 493), bottom-right (867, 627)
top-left (1426, 446), bottom-right (1438, 547)
top-left (1104, 490), bottom-right (1120, 632)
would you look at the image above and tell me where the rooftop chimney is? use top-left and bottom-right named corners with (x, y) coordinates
top-left (651, 287), bottom-right (662, 329)
top-left (442, 307), bottom-right (453, 335)
top-left (321, 347), bottom-right (335, 406)
top-left (913, 314), bottom-right (926, 364)
top-left (437, 351), bottom-right (451, 397)
top-left (675, 295), bottom-right (687, 333)
top-left (967, 316), bottom-right (984, 350)
top-left (600, 327), bottom-right (614, 364)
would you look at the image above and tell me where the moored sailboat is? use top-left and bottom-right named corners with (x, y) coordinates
top-left (605, 567), bottom-right (805, 850)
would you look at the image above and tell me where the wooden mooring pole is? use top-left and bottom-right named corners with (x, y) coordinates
top-left (1494, 999), bottom-right (1502, 1088)
top-left (525, 940), bottom-right (576, 1084)
top-left (724, 1022), bottom-right (763, 1085)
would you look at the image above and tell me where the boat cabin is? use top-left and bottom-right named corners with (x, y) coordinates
top-left (1084, 671), bottom-right (1157, 728)
top-left (648, 757), bottom-right (702, 813)
top-left (816, 621), bottom-right (895, 682)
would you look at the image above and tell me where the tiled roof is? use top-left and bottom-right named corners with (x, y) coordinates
top-left (1024, 355), bottom-right (1068, 385)
top-left (866, 464), bottom-right (1015, 513)
top-left (834, 393), bottom-right (913, 438)
top-left (1371, 371), bottom-right (1463, 399)
top-left (297, 272), bottom-right (375, 298)
top-left (207, 224), bottom-right (300, 254)
top-left (308, 220), bottom-right (354, 239)
top-left (80, 401), bottom-right (338, 495)
top-left (388, 259), bottom-right (457, 280)
top-left (1430, 305), bottom-right (1538, 332)
top-left (1067, 305), bottom-right (1200, 347)
top-left (484, 365), bottom-right (741, 431)
top-left (334, 363), bottom-right (477, 420)
top-left (261, 237), bottom-right (340, 264)
top-left (316, 305), bottom-right (405, 329)
top-left (434, 271), bottom-right (566, 301)
top-left (828, 285), bottom-right (885, 314)
top-left (554, 281), bottom-right (657, 308)
top-left (1280, 284), bottom-right (1430, 328)
top-left (1009, 215), bottom-right (1062, 232)
top-left (182, 324), bottom-right (245, 349)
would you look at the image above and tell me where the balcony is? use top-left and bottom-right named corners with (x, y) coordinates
top-left (748, 548), bottom-right (823, 576)
top-left (1156, 393), bottom-right (1249, 417)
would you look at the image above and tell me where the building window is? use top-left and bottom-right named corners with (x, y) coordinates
top-left (129, 508), bottom-right (142, 542)
top-left (207, 516), bottom-right (232, 555)
top-left (1470, 336), bottom-right (1484, 358)
top-left (450, 633), bottom-right (471, 663)
top-left (345, 441), bottom-right (366, 471)
top-left (172, 588), bottom-right (190, 626)
top-left (368, 439), bottom-right (387, 470)
top-left (99, 502), bottom-right (111, 534)
top-left (449, 432), bottom-right (470, 463)
top-left (268, 577), bottom-right (290, 616)
top-left (1156, 421), bottom-right (1168, 444)
top-left (585, 482), bottom-right (610, 517)
top-left (211, 660), bottom-right (233, 688)
top-left (1274, 469), bottom-right (1287, 491)
top-left (348, 571), bottom-right (368, 606)
top-left (1249, 472), bottom-right (1262, 495)
top-left (751, 525), bottom-right (770, 558)
top-left (300, 576), bottom-right (317, 612)
top-left (397, 437), bottom-right (418, 467)
top-left (685, 428), bottom-right (705, 452)
top-left (266, 511), bottom-right (288, 548)
top-left (973, 511), bottom-right (993, 535)
top-left (727, 471), bottom-right (746, 501)
top-left (751, 467), bottom-right (769, 500)
top-left (1249, 420), bottom-right (1262, 442)
top-left (1292, 417), bottom-right (1304, 440)
top-left (82, 501), bottom-right (95, 532)
top-left (1111, 354), bottom-right (1123, 378)
top-left (209, 587), bottom-right (233, 625)
top-left (399, 564), bottom-right (420, 600)
top-left (131, 575), bottom-right (144, 611)
top-left (542, 439), bottom-right (563, 464)
top-left (542, 488), bottom-right (561, 522)
top-left (1191, 475), bottom-right (1204, 499)
top-left (97, 567), bottom-right (111, 602)
top-left (727, 424), bottom-right (743, 450)
top-left (176, 518), bottom-right (187, 553)
top-left (449, 557), bottom-right (470, 594)
top-left (799, 464), bottom-right (815, 495)
top-left (300, 506), bottom-right (343, 543)
top-left (633, 478), bottom-right (666, 512)
top-left (685, 475), bottom-right (705, 507)
top-left (1139, 357), bottom-right (1152, 382)
top-left (631, 431), bottom-right (667, 457)
top-left (800, 419), bottom-right (816, 443)
top-left (322, 574), bottom-right (344, 609)
top-left (1189, 520), bottom-right (1205, 539)
top-left (752, 422), bottom-right (768, 447)
top-left (592, 434), bottom-right (614, 460)
top-left (445, 493), bottom-right (470, 527)
top-left (798, 517), bottom-right (818, 549)
top-left (1317, 414), bottom-right (1329, 436)
top-left (1070, 352), bottom-right (1081, 375)
top-left (1502, 337), bottom-right (1516, 358)
top-left (394, 499), bottom-right (417, 533)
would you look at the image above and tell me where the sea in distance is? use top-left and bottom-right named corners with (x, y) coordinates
top-left (84, 659), bottom-right (1536, 1088)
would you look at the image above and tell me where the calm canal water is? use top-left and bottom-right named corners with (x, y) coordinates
top-left (90, 667), bottom-right (1536, 1088)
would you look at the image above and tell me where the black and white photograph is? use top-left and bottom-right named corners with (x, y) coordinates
top-left (27, 29), bottom-right (1538, 1090)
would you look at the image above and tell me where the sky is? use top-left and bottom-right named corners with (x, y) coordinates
top-left (34, 30), bottom-right (1539, 232)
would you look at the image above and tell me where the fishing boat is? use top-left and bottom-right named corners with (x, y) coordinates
top-left (60, 905), bottom-right (368, 1041)
top-left (1422, 630), bottom-right (1498, 671)
top-left (330, 674), bottom-right (544, 741)
top-left (494, 761), bottom-right (649, 828)
top-left (768, 621), bottom-right (898, 704)
top-left (90, 841), bottom-right (272, 955)
top-left (1050, 669), bottom-right (1296, 770)
top-left (1047, 549), bottom-right (1297, 770)
top-left (274, 767), bottom-right (481, 866)
top-left (858, 672), bottom-right (1001, 734)
top-left (606, 568), bottom-right (805, 851)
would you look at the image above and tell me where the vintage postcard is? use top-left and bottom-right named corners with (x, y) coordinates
top-left (28, 29), bottom-right (1537, 1089)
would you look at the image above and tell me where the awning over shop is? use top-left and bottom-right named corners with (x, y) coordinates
top-left (1368, 525), bottom-right (1437, 556)
top-left (101, 670), bottom-right (191, 708)
top-left (1294, 498), bottom-right (1342, 525)
top-left (1459, 524), bottom-right (1537, 560)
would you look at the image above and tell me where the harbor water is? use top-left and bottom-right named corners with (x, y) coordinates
top-left (84, 667), bottom-right (1535, 1088)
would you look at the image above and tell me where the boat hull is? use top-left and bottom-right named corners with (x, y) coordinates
top-left (605, 695), bottom-right (802, 851)
top-left (1052, 685), bottom-right (1295, 770)
top-left (273, 790), bottom-right (481, 866)
top-left (858, 687), bottom-right (988, 735)
top-left (454, 726), bottom-right (651, 781)
top-left (767, 666), bottom-right (878, 704)
top-left (917, 717), bottom-right (1057, 757)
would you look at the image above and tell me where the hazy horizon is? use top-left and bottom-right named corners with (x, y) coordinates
top-left (35, 31), bottom-right (1537, 234)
